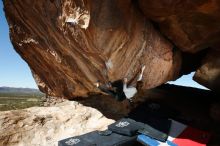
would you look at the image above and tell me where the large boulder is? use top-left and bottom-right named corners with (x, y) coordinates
top-left (194, 49), bottom-right (220, 92)
top-left (138, 0), bottom-right (220, 53)
top-left (4, 0), bottom-right (181, 98)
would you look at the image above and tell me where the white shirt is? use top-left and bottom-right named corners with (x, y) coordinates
top-left (123, 83), bottom-right (137, 100)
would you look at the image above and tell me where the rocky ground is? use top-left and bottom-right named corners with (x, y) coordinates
top-left (0, 100), bottom-right (114, 146)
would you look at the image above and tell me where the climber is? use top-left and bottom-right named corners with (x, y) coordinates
top-left (95, 81), bottom-right (116, 97)
top-left (95, 65), bottom-right (145, 102)
top-left (123, 65), bottom-right (145, 101)
top-left (95, 80), bottom-right (126, 101)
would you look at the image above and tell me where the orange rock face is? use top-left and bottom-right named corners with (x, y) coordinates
top-left (4, 0), bottom-right (220, 97)
top-left (4, 0), bottom-right (181, 98)
top-left (138, 0), bottom-right (220, 91)
top-left (139, 0), bottom-right (220, 53)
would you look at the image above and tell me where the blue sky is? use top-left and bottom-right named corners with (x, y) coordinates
top-left (168, 72), bottom-right (208, 90)
top-left (0, 1), bottom-right (207, 90)
top-left (0, 1), bottom-right (37, 89)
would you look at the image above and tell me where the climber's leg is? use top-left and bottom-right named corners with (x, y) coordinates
top-left (137, 65), bottom-right (146, 81)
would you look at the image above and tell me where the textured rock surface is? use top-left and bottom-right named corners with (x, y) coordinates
top-left (4, 0), bottom-right (181, 98)
top-left (0, 100), bottom-right (114, 146)
top-left (194, 49), bottom-right (220, 92)
top-left (139, 0), bottom-right (220, 53)
top-left (3, 0), bottom-right (220, 95)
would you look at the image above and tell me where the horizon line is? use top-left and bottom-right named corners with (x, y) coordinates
top-left (0, 86), bottom-right (39, 89)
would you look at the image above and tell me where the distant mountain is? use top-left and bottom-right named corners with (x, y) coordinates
top-left (0, 87), bottom-right (42, 94)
